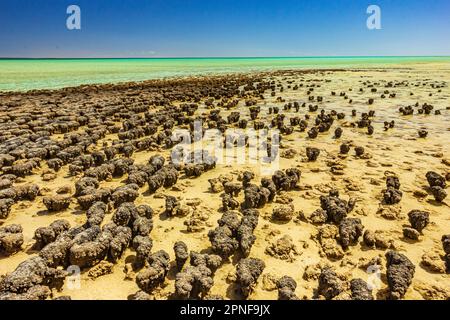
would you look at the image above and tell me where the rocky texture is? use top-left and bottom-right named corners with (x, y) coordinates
top-left (236, 257), bottom-right (265, 298)
top-left (136, 250), bottom-right (170, 293)
top-left (385, 251), bottom-right (415, 300)
top-left (0, 224), bottom-right (23, 255)
top-left (276, 276), bottom-right (299, 300)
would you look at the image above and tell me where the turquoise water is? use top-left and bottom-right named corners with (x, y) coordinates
top-left (1, 56), bottom-right (449, 92)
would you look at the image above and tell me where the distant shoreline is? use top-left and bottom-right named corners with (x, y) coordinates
top-left (0, 68), bottom-right (333, 96)
top-left (1, 57), bottom-right (448, 92)
top-left (1, 55), bottom-right (450, 60)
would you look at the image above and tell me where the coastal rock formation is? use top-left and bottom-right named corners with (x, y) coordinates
top-left (136, 250), bottom-right (170, 293)
top-left (385, 251), bottom-right (415, 300)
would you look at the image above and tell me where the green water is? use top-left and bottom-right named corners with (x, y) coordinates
top-left (1, 56), bottom-right (449, 92)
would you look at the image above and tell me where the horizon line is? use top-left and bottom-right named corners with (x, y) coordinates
top-left (1, 55), bottom-right (450, 60)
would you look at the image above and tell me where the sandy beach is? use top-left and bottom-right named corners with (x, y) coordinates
top-left (0, 62), bottom-right (449, 300)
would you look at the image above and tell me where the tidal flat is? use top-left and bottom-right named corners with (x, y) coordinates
top-left (0, 61), bottom-right (449, 300)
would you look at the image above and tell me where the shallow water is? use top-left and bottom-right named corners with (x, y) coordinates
top-left (1, 56), bottom-right (450, 92)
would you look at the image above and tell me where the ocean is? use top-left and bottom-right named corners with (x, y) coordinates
top-left (1, 56), bottom-right (449, 92)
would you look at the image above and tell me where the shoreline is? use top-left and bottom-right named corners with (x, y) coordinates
top-left (2, 56), bottom-right (447, 93)
top-left (2, 55), bottom-right (449, 59)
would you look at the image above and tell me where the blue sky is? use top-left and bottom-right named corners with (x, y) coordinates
top-left (0, 0), bottom-right (449, 57)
